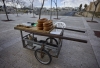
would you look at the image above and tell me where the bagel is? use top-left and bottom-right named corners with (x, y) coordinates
top-left (43, 27), bottom-right (50, 31)
top-left (37, 18), bottom-right (48, 23)
top-left (43, 25), bottom-right (53, 31)
top-left (43, 23), bottom-right (53, 27)
top-left (17, 24), bottom-right (26, 27)
top-left (37, 27), bottom-right (43, 30)
top-left (37, 23), bottom-right (43, 27)
top-left (43, 20), bottom-right (52, 25)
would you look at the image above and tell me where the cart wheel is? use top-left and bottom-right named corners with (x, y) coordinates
top-left (46, 38), bottom-right (58, 45)
top-left (35, 49), bottom-right (52, 65)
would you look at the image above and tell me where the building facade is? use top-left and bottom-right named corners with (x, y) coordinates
top-left (86, 1), bottom-right (100, 12)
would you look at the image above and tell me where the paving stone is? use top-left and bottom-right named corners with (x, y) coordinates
top-left (0, 47), bottom-right (3, 51)
top-left (83, 17), bottom-right (100, 67)
top-left (0, 30), bottom-right (20, 49)
top-left (0, 58), bottom-right (14, 68)
top-left (0, 14), bottom-right (100, 68)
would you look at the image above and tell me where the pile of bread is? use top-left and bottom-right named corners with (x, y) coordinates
top-left (37, 18), bottom-right (53, 31)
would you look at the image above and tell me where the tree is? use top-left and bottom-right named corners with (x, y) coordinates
top-left (39, 0), bottom-right (45, 19)
top-left (6, 0), bottom-right (26, 14)
top-left (2, 0), bottom-right (9, 20)
top-left (11, 0), bottom-right (21, 16)
top-left (53, 0), bottom-right (58, 19)
top-left (15, 0), bottom-right (20, 16)
top-left (91, 0), bottom-right (100, 21)
top-left (29, 0), bottom-right (36, 17)
top-left (20, 1), bottom-right (26, 13)
top-left (84, 4), bottom-right (87, 11)
top-left (79, 4), bottom-right (82, 11)
top-left (50, 0), bottom-right (52, 20)
top-left (8, 0), bottom-right (24, 14)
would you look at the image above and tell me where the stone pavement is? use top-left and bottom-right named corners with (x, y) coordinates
top-left (0, 14), bottom-right (100, 68)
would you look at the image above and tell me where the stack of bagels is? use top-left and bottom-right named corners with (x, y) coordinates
top-left (37, 18), bottom-right (53, 31)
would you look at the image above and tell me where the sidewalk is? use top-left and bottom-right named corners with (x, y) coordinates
top-left (0, 14), bottom-right (100, 68)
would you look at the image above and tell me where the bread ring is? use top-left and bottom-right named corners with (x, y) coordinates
top-left (17, 25), bottom-right (31, 28)
top-left (43, 25), bottom-right (53, 31)
top-left (43, 23), bottom-right (53, 27)
top-left (37, 23), bottom-right (43, 27)
top-left (43, 27), bottom-right (50, 31)
top-left (37, 18), bottom-right (48, 23)
top-left (40, 18), bottom-right (47, 20)
top-left (37, 27), bottom-right (43, 30)
top-left (43, 20), bottom-right (52, 25)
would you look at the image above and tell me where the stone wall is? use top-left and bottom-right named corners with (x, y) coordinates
top-left (82, 12), bottom-right (93, 17)
top-left (86, 1), bottom-right (100, 12)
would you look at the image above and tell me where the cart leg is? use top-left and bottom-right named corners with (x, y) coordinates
top-left (50, 38), bottom-right (53, 44)
top-left (56, 39), bottom-right (63, 58)
top-left (20, 31), bottom-right (26, 48)
top-left (33, 33), bottom-right (34, 38)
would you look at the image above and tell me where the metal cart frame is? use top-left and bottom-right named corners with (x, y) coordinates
top-left (20, 27), bottom-right (64, 57)
top-left (15, 27), bottom-right (87, 64)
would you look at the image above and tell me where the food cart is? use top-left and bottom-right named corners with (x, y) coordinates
top-left (14, 22), bottom-right (87, 65)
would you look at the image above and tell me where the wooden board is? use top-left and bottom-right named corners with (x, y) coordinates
top-left (14, 26), bottom-right (54, 33)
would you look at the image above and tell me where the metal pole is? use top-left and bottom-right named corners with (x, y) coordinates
top-left (20, 31), bottom-right (26, 47)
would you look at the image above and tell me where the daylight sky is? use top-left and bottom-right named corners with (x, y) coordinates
top-left (0, 0), bottom-right (96, 8)
top-left (23, 0), bottom-right (95, 8)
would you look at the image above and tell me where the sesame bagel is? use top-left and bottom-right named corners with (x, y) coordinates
top-left (37, 18), bottom-right (48, 23)
top-left (37, 27), bottom-right (43, 30)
